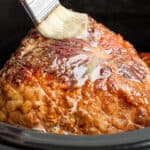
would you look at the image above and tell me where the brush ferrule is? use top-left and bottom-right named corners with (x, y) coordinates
top-left (21, 0), bottom-right (60, 24)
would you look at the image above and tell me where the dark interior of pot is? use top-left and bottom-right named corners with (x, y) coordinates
top-left (0, 0), bottom-right (150, 150)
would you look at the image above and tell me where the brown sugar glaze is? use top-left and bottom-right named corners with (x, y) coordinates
top-left (0, 18), bottom-right (150, 135)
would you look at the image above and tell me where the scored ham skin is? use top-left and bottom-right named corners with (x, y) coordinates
top-left (0, 18), bottom-right (150, 135)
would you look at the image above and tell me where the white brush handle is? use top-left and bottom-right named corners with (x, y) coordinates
top-left (21, 0), bottom-right (60, 24)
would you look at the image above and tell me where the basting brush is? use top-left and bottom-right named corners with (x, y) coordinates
top-left (20, 0), bottom-right (88, 39)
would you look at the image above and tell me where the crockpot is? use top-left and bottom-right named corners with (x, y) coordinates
top-left (0, 0), bottom-right (150, 149)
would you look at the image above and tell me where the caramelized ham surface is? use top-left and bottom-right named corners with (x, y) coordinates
top-left (0, 18), bottom-right (150, 135)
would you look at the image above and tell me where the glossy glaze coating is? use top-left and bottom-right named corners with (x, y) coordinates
top-left (0, 18), bottom-right (150, 135)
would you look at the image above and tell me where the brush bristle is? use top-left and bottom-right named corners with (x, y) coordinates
top-left (37, 5), bottom-right (88, 39)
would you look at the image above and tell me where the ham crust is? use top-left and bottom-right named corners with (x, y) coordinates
top-left (0, 18), bottom-right (150, 135)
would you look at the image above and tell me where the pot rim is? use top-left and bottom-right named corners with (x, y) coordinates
top-left (0, 122), bottom-right (150, 149)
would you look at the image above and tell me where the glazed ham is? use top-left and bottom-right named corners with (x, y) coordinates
top-left (0, 18), bottom-right (150, 135)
